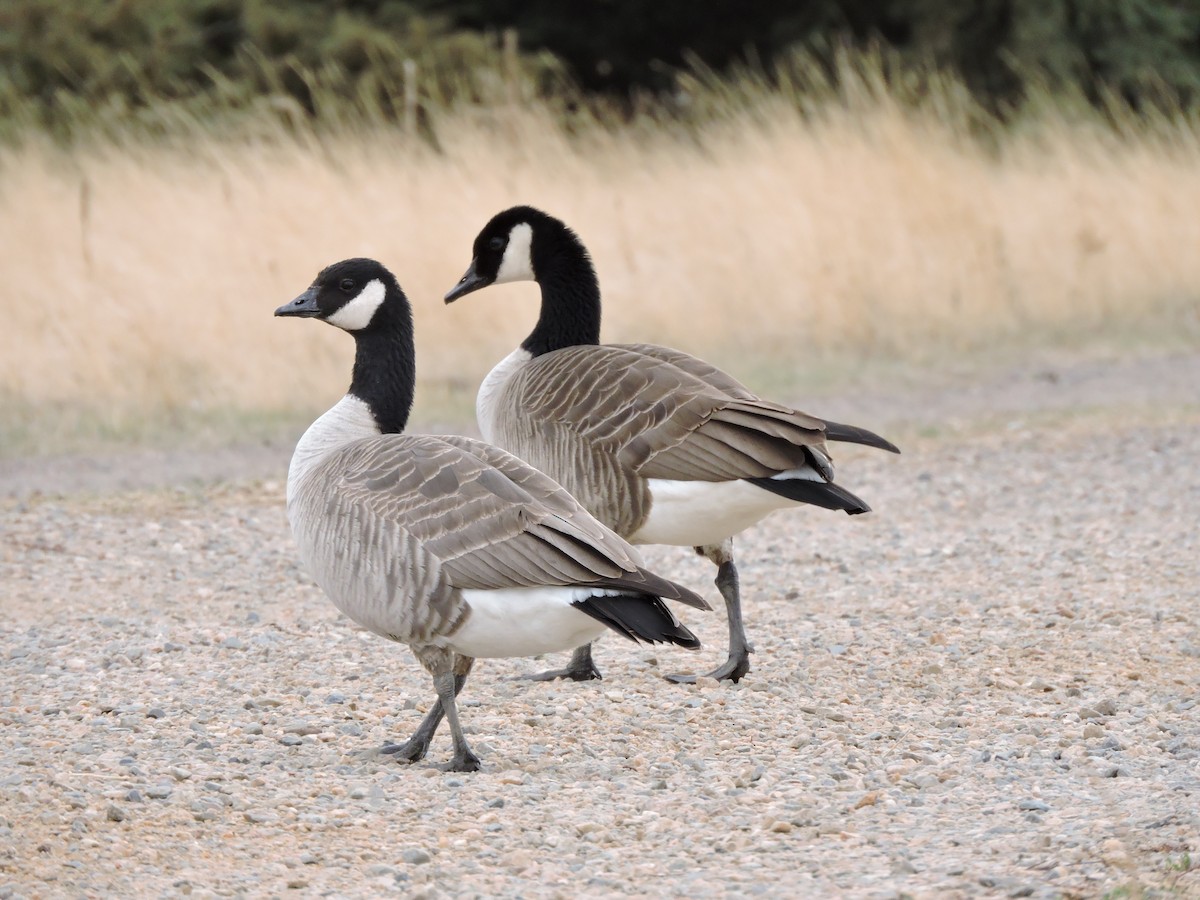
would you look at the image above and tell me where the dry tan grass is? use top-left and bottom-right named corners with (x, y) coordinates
top-left (2, 86), bottom-right (1199, 452)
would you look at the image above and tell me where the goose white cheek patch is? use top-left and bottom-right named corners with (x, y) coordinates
top-left (327, 278), bottom-right (386, 331)
top-left (494, 223), bottom-right (535, 284)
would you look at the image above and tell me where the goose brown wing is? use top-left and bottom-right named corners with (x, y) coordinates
top-left (618, 343), bottom-right (899, 455)
top-left (321, 434), bottom-right (702, 607)
top-left (505, 345), bottom-right (833, 485)
top-left (612, 342), bottom-right (757, 400)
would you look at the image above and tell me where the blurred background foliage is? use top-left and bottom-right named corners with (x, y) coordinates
top-left (1, 0), bottom-right (1199, 141)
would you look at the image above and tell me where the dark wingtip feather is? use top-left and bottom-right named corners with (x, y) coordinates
top-left (602, 569), bottom-right (710, 611)
top-left (821, 419), bottom-right (901, 454)
top-left (748, 477), bottom-right (872, 515)
top-left (571, 594), bottom-right (702, 649)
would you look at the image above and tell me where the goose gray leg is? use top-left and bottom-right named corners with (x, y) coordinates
top-left (433, 669), bottom-right (481, 772)
top-left (667, 539), bottom-right (753, 684)
top-left (518, 643), bottom-right (603, 682)
top-left (382, 656), bottom-right (474, 762)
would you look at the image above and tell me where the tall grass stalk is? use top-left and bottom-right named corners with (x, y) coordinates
top-left (2, 56), bottom-right (1198, 454)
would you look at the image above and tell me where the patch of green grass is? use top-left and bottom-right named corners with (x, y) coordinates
top-left (0, 376), bottom-right (483, 460)
top-left (1166, 852), bottom-right (1192, 873)
top-left (0, 398), bottom-right (303, 459)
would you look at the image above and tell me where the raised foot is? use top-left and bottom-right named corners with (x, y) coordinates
top-left (379, 739), bottom-right (429, 763)
top-left (516, 664), bottom-right (602, 683)
top-left (664, 654), bottom-right (751, 685)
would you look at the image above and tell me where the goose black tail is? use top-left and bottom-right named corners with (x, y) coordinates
top-left (747, 476), bottom-right (872, 515)
top-left (822, 419), bottom-right (901, 454)
top-left (572, 594), bottom-right (701, 649)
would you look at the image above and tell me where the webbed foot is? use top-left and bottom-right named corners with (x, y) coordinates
top-left (665, 651), bottom-right (751, 685)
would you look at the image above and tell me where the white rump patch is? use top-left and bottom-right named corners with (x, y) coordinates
top-left (632, 478), bottom-right (798, 547)
top-left (449, 586), bottom-right (613, 658)
top-left (494, 223), bottom-right (535, 284)
top-left (768, 465), bottom-right (823, 482)
top-left (327, 278), bottom-right (386, 331)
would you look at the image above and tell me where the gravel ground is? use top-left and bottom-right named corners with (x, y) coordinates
top-left (2, 351), bottom-right (1198, 898)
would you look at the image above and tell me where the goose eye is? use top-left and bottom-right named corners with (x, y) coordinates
top-left (488, 237), bottom-right (505, 252)
top-left (339, 278), bottom-right (355, 293)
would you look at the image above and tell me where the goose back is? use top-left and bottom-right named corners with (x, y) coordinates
top-left (482, 342), bottom-right (837, 536)
top-left (612, 342), bottom-right (757, 400)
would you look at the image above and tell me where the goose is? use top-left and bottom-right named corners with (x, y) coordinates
top-left (444, 206), bottom-right (899, 685)
top-left (276, 257), bottom-right (708, 771)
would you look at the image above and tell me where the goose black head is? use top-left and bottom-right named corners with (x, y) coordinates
top-left (276, 258), bottom-right (405, 333)
top-left (277, 257), bottom-right (416, 433)
top-left (446, 206), bottom-right (586, 303)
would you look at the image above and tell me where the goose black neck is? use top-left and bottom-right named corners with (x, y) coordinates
top-left (521, 236), bottom-right (602, 357)
top-left (348, 303), bottom-right (416, 435)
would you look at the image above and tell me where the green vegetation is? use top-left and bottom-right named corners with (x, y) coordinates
top-left (0, 0), bottom-right (563, 141)
top-left (2, 1), bottom-right (1199, 143)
